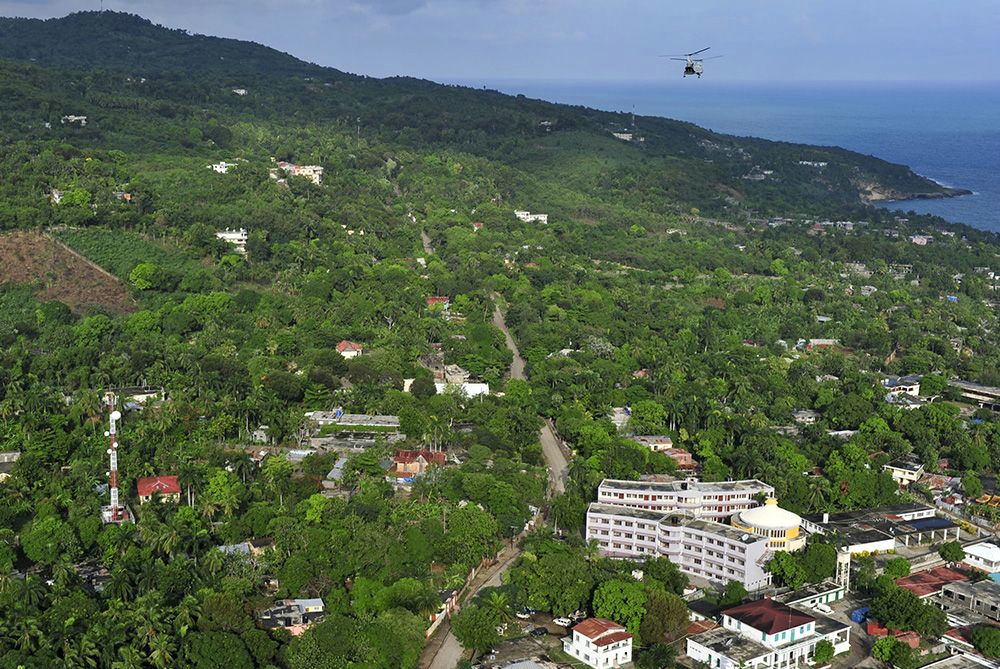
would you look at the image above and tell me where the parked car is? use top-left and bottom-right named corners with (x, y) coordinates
top-left (553, 617), bottom-right (572, 627)
top-left (530, 627), bottom-right (547, 637)
top-left (814, 603), bottom-right (833, 615)
top-left (515, 610), bottom-right (532, 620)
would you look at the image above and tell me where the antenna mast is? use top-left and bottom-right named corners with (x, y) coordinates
top-left (101, 409), bottom-right (131, 524)
top-left (108, 410), bottom-right (122, 520)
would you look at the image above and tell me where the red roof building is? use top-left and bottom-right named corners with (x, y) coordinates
top-left (564, 618), bottom-right (633, 668)
top-left (722, 599), bottom-right (815, 635)
top-left (386, 450), bottom-right (446, 484)
top-left (896, 566), bottom-right (969, 599)
top-left (136, 475), bottom-right (181, 503)
top-left (426, 296), bottom-right (450, 308)
top-left (335, 340), bottom-right (364, 358)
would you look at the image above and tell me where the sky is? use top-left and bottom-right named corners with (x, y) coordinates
top-left (2, 0), bottom-right (999, 83)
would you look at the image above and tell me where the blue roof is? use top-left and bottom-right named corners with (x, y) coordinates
top-left (907, 517), bottom-right (954, 530)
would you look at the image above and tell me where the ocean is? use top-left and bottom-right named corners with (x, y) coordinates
top-left (452, 79), bottom-right (1000, 231)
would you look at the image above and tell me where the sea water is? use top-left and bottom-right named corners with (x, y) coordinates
top-left (453, 80), bottom-right (1000, 231)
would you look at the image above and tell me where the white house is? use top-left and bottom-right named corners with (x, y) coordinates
top-left (434, 381), bottom-right (489, 398)
top-left (336, 340), bottom-right (364, 359)
top-left (61, 115), bottom-right (88, 126)
top-left (883, 457), bottom-right (925, 487)
top-left (964, 543), bottom-right (1000, 573)
top-left (514, 210), bottom-right (549, 224)
top-left (232, 88), bottom-right (248, 96)
top-left (215, 228), bottom-right (248, 254)
top-left (630, 435), bottom-right (674, 452)
top-left (209, 162), bottom-right (239, 174)
top-left (882, 375), bottom-right (922, 397)
top-left (562, 618), bottom-right (632, 669)
top-left (686, 598), bottom-right (850, 669)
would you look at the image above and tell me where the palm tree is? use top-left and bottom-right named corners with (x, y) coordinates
top-left (148, 634), bottom-right (175, 669)
top-left (482, 590), bottom-right (513, 624)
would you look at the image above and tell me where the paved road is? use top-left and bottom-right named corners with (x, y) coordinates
top-left (422, 306), bottom-right (570, 669)
top-left (423, 545), bottom-right (523, 669)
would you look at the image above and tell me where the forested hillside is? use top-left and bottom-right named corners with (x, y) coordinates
top-left (0, 10), bottom-right (998, 669)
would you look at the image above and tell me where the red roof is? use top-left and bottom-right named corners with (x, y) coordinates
top-left (722, 599), bottom-right (814, 635)
top-left (894, 631), bottom-right (920, 648)
top-left (336, 340), bottom-right (363, 352)
top-left (572, 618), bottom-right (626, 640)
top-left (896, 566), bottom-right (969, 598)
top-left (867, 620), bottom-right (889, 636)
top-left (426, 296), bottom-right (450, 306)
top-left (394, 450), bottom-right (446, 466)
top-left (687, 620), bottom-right (719, 636)
top-left (593, 630), bottom-right (632, 647)
top-left (137, 475), bottom-right (180, 498)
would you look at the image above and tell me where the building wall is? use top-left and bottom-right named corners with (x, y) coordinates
top-left (563, 632), bottom-right (632, 669)
top-left (586, 507), bottom-right (772, 591)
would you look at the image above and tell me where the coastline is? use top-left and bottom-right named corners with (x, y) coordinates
top-left (872, 186), bottom-right (974, 205)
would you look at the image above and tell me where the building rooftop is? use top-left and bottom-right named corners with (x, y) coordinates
top-left (723, 599), bottom-right (815, 635)
top-left (943, 579), bottom-right (1000, 601)
top-left (136, 475), bottom-right (181, 498)
top-left (688, 626), bottom-right (771, 664)
top-left (896, 567), bottom-right (970, 598)
top-left (588, 502), bottom-right (669, 522)
top-left (600, 478), bottom-right (772, 494)
top-left (680, 517), bottom-right (771, 545)
top-left (735, 498), bottom-right (802, 531)
top-left (777, 581), bottom-right (845, 606)
top-left (572, 618), bottom-right (627, 640)
top-left (965, 542), bottom-right (1000, 565)
top-left (885, 458), bottom-right (924, 473)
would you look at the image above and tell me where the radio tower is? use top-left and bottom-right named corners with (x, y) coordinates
top-left (101, 410), bottom-right (132, 524)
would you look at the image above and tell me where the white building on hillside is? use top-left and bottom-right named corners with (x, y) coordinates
top-left (209, 161), bottom-right (240, 174)
top-left (514, 210), bottom-right (549, 224)
top-left (562, 618), bottom-right (632, 669)
top-left (215, 228), bottom-right (248, 254)
top-left (596, 478), bottom-right (773, 521)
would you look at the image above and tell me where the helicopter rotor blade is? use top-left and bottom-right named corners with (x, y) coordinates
top-left (690, 46), bottom-right (711, 56)
top-left (669, 58), bottom-right (688, 61)
top-left (695, 56), bottom-right (724, 61)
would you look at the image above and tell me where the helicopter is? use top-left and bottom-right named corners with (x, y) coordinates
top-left (660, 47), bottom-right (722, 78)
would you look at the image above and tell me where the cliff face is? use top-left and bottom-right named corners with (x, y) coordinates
top-left (856, 179), bottom-right (972, 204)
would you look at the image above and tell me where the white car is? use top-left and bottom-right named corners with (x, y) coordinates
top-left (814, 603), bottom-right (833, 615)
top-left (515, 611), bottom-right (532, 620)
top-left (553, 617), bottom-right (572, 627)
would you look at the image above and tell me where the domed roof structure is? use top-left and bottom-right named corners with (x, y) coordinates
top-left (735, 498), bottom-right (802, 531)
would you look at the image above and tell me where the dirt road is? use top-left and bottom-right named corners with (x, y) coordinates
top-left (492, 304), bottom-right (568, 495)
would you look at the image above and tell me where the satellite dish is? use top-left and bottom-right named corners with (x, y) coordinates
top-left (110, 411), bottom-right (122, 420)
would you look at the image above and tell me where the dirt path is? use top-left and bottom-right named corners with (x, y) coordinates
top-left (421, 230), bottom-right (434, 256)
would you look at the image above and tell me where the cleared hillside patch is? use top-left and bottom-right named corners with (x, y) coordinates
top-left (0, 231), bottom-right (136, 313)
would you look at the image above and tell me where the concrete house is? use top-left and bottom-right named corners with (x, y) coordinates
top-left (137, 475), bottom-right (181, 504)
top-left (686, 598), bottom-right (851, 669)
top-left (562, 618), bottom-right (632, 669)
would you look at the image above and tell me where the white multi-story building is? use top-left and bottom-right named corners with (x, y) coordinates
top-left (562, 618), bottom-right (632, 669)
top-left (215, 228), bottom-right (248, 254)
top-left (514, 210), bottom-right (549, 224)
top-left (596, 478), bottom-right (773, 521)
top-left (686, 598), bottom-right (851, 669)
top-left (586, 503), bottom-right (773, 591)
top-left (209, 161), bottom-right (240, 174)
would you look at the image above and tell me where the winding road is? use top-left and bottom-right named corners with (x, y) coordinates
top-left (420, 303), bottom-right (570, 669)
